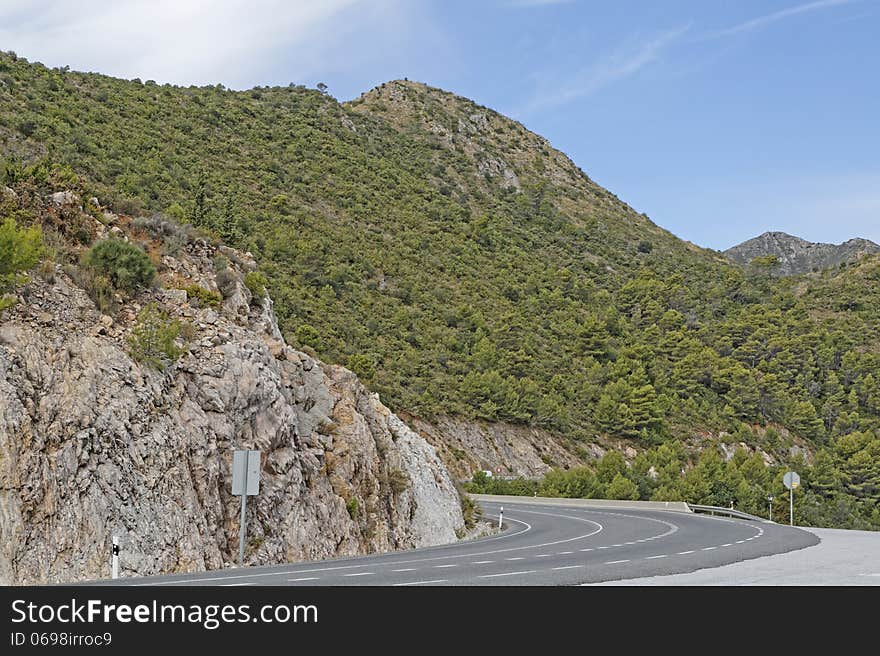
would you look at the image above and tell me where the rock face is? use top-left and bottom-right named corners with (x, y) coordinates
top-left (402, 413), bottom-right (590, 481)
top-left (725, 232), bottom-right (880, 276)
top-left (0, 235), bottom-right (464, 584)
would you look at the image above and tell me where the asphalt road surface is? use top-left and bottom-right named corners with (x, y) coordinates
top-left (94, 498), bottom-right (819, 586)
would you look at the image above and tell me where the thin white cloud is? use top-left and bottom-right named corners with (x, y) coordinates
top-left (704, 0), bottom-right (855, 39)
top-left (0, 0), bottom-right (404, 89)
top-left (517, 24), bottom-right (690, 114)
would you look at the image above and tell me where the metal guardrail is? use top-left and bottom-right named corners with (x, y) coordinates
top-left (688, 504), bottom-right (772, 522)
top-left (470, 494), bottom-right (693, 513)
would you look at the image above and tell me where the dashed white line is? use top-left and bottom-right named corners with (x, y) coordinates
top-left (535, 554), bottom-right (552, 558)
top-left (287, 577), bottom-right (320, 582)
top-left (434, 564), bottom-right (456, 569)
top-left (605, 559), bottom-right (630, 565)
top-left (645, 554), bottom-right (667, 560)
top-left (220, 583), bottom-right (253, 586)
top-left (557, 551), bottom-right (574, 555)
top-left (720, 543), bottom-right (733, 547)
top-left (579, 548), bottom-right (593, 552)
top-left (471, 561), bottom-right (494, 565)
top-left (392, 568), bottom-right (416, 573)
top-left (343, 572), bottom-right (373, 577)
top-left (677, 550), bottom-right (695, 555)
top-left (701, 547), bottom-right (717, 551)
top-left (479, 570), bottom-right (536, 579)
top-left (552, 565), bottom-right (583, 571)
top-left (393, 579), bottom-right (447, 586)
top-left (505, 557), bottom-right (525, 561)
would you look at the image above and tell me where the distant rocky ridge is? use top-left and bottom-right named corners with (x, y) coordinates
top-left (725, 231), bottom-right (880, 276)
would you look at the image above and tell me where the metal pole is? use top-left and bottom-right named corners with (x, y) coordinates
top-left (789, 487), bottom-right (793, 526)
top-left (238, 491), bottom-right (247, 567)
top-left (111, 535), bottom-right (119, 579)
top-left (498, 506), bottom-right (503, 530)
top-left (769, 498), bottom-right (772, 521)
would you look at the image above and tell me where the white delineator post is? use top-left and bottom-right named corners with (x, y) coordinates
top-left (111, 536), bottom-right (119, 579)
top-left (790, 487), bottom-right (793, 526)
top-left (498, 506), bottom-right (503, 530)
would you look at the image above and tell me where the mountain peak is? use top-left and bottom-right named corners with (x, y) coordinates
top-left (725, 231), bottom-right (880, 275)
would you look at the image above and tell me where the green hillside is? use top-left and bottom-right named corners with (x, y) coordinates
top-left (1, 52), bottom-right (878, 528)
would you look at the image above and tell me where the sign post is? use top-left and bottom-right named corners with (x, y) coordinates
top-left (232, 450), bottom-right (261, 567)
top-left (783, 471), bottom-right (800, 526)
top-left (768, 494), bottom-right (773, 521)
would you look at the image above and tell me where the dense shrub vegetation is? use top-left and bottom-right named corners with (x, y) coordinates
top-left (1, 52), bottom-right (878, 528)
top-left (467, 431), bottom-right (880, 529)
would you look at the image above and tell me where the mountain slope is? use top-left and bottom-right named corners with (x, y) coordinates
top-left (725, 231), bottom-right (880, 275)
top-left (1, 52), bottom-right (879, 490)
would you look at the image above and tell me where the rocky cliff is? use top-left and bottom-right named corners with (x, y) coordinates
top-left (0, 195), bottom-right (465, 585)
top-left (725, 231), bottom-right (880, 275)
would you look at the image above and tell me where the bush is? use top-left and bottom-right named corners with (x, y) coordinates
top-left (346, 497), bottom-right (359, 520)
top-left (127, 303), bottom-right (186, 370)
top-left (0, 216), bottom-right (43, 306)
top-left (244, 271), bottom-right (268, 303)
top-left (179, 283), bottom-right (221, 308)
top-left (82, 238), bottom-right (155, 293)
top-left (215, 267), bottom-right (237, 298)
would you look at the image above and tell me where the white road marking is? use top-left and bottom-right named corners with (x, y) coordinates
top-left (220, 583), bottom-right (253, 586)
top-left (552, 565), bottom-right (584, 571)
top-left (677, 550), bottom-right (695, 555)
top-left (535, 554), bottom-right (552, 558)
top-left (434, 564), bottom-right (456, 568)
top-left (287, 577), bottom-right (320, 582)
top-left (134, 502), bottom-right (691, 587)
top-left (702, 547), bottom-right (717, 551)
top-left (392, 568), bottom-right (417, 572)
top-left (505, 557), bottom-right (525, 561)
top-left (579, 548), bottom-right (593, 552)
top-left (605, 560), bottom-right (630, 564)
top-left (471, 561), bottom-right (494, 565)
top-left (597, 546), bottom-right (610, 549)
top-left (557, 551), bottom-right (574, 555)
top-left (393, 580), bottom-right (446, 586)
top-left (479, 570), bottom-right (536, 579)
top-left (645, 554), bottom-right (667, 559)
top-left (343, 572), bottom-right (373, 577)
top-left (721, 543), bottom-right (733, 547)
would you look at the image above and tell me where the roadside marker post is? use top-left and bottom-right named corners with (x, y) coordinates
top-left (232, 449), bottom-right (261, 567)
top-left (499, 506), bottom-right (503, 530)
top-left (768, 494), bottom-right (773, 521)
top-left (111, 535), bottom-right (119, 579)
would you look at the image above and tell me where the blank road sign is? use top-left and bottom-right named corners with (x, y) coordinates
top-left (232, 450), bottom-right (261, 496)
top-left (783, 471), bottom-right (800, 490)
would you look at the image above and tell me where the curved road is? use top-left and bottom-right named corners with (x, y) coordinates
top-left (99, 498), bottom-right (819, 586)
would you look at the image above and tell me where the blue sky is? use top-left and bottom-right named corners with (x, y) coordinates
top-left (1, 0), bottom-right (878, 249)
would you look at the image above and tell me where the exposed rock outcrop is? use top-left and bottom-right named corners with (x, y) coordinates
top-left (0, 227), bottom-right (464, 585)
top-left (725, 231), bottom-right (880, 276)
top-left (402, 413), bottom-right (592, 481)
